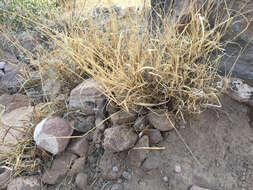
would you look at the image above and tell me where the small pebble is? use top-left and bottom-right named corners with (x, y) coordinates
top-left (117, 178), bottom-right (123, 184)
top-left (174, 164), bottom-right (182, 173)
top-left (162, 176), bottom-right (169, 182)
top-left (111, 183), bottom-right (124, 190)
top-left (122, 171), bottom-right (131, 180)
top-left (112, 166), bottom-right (119, 172)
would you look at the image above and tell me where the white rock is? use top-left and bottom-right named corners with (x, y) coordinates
top-left (34, 117), bottom-right (73, 155)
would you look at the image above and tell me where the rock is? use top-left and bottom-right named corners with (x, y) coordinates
top-left (69, 78), bottom-right (105, 115)
top-left (69, 137), bottom-right (89, 157)
top-left (0, 106), bottom-right (33, 153)
top-left (224, 78), bottom-right (253, 106)
top-left (75, 172), bottom-right (88, 190)
top-left (188, 185), bottom-right (210, 190)
top-left (128, 136), bottom-right (149, 167)
top-left (103, 126), bottom-right (138, 152)
top-left (42, 79), bottom-right (61, 100)
top-left (110, 111), bottom-right (137, 125)
top-left (147, 112), bottom-right (175, 131)
top-left (133, 116), bottom-right (147, 132)
top-left (42, 152), bottom-right (77, 184)
top-left (0, 168), bottom-right (11, 188)
top-left (17, 31), bottom-right (37, 53)
top-left (111, 184), bottom-right (124, 190)
top-left (106, 102), bottom-right (120, 115)
top-left (69, 157), bottom-right (86, 176)
top-left (0, 93), bottom-right (29, 113)
top-left (33, 117), bottom-right (74, 155)
top-left (174, 164), bottom-right (182, 173)
top-left (7, 176), bottom-right (40, 190)
top-left (162, 176), bottom-right (169, 182)
top-left (99, 151), bottom-right (124, 180)
top-left (1, 106), bottom-right (33, 127)
top-left (73, 115), bottom-right (95, 133)
top-left (0, 72), bottom-right (22, 93)
top-left (143, 129), bottom-right (163, 144)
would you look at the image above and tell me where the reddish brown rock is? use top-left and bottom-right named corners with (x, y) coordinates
top-left (103, 126), bottom-right (138, 152)
top-left (99, 151), bottom-right (124, 180)
top-left (69, 78), bottom-right (105, 115)
top-left (147, 112), bottom-right (175, 131)
top-left (7, 176), bottom-right (41, 190)
top-left (33, 117), bottom-right (74, 155)
top-left (42, 152), bottom-right (77, 184)
top-left (69, 137), bottom-right (89, 157)
top-left (128, 136), bottom-right (149, 167)
top-left (0, 93), bottom-right (29, 113)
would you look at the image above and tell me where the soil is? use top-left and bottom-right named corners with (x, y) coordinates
top-left (89, 94), bottom-right (253, 190)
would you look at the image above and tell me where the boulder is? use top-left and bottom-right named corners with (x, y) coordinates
top-left (33, 117), bottom-right (73, 155)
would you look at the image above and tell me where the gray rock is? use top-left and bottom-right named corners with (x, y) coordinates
top-left (34, 117), bottom-right (74, 155)
top-left (7, 176), bottom-right (41, 190)
top-left (0, 106), bottom-right (33, 153)
top-left (143, 129), bottom-right (163, 144)
top-left (75, 172), bottom-right (88, 190)
top-left (42, 152), bottom-right (77, 184)
top-left (133, 116), bottom-right (147, 132)
top-left (103, 126), bottom-right (138, 152)
top-left (224, 78), bottom-right (253, 106)
top-left (99, 151), bottom-right (124, 180)
top-left (42, 79), bottom-right (61, 100)
top-left (73, 115), bottom-right (95, 133)
top-left (69, 157), bottom-right (86, 176)
top-left (128, 136), bottom-right (149, 167)
top-left (69, 78), bottom-right (105, 115)
top-left (147, 112), bottom-right (175, 131)
top-left (110, 110), bottom-right (137, 125)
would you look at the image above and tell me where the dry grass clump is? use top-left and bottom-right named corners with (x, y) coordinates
top-left (37, 0), bottom-right (232, 117)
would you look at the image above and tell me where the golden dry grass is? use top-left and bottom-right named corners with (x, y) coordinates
top-left (36, 0), bottom-right (232, 116)
top-left (0, 0), bottom-right (248, 188)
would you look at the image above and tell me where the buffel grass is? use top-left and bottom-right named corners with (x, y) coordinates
top-left (36, 0), bottom-right (233, 115)
top-left (0, 0), bottom-right (249, 188)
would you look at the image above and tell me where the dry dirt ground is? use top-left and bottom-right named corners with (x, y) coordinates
top-left (92, 94), bottom-right (253, 190)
